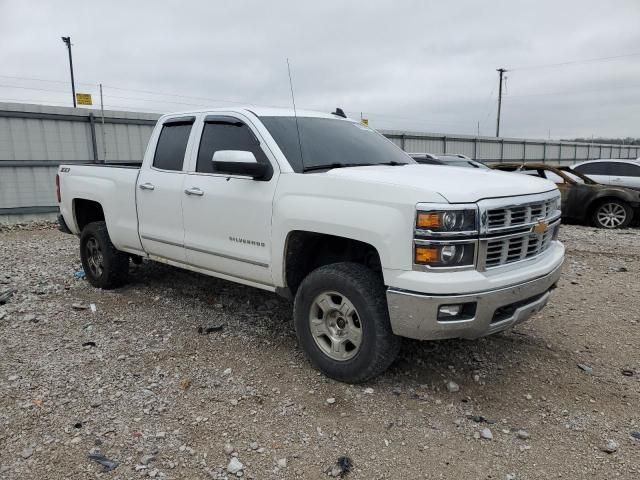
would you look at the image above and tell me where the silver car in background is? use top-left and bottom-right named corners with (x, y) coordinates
top-left (571, 159), bottom-right (640, 190)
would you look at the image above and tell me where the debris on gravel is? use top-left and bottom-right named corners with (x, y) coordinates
top-left (577, 363), bottom-right (593, 374)
top-left (87, 453), bottom-right (118, 472)
top-left (0, 223), bottom-right (639, 479)
top-left (326, 456), bottom-right (353, 477)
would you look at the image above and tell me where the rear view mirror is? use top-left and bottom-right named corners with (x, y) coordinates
top-left (212, 150), bottom-right (268, 179)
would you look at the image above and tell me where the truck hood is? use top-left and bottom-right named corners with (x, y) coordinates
top-left (326, 164), bottom-right (557, 203)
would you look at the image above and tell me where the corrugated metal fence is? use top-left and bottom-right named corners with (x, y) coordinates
top-left (0, 102), bottom-right (158, 222)
top-left (1, 102), bottom-right (638, 222)
top-left (383, 130), bottom-right (640, 165)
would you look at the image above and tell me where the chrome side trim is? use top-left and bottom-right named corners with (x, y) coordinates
top-left (140, 234), bottom-right (183, 248)
top-left (140, 234), bottom-right (269, 268)
top-left (184, 243), bottom-right (269, 268)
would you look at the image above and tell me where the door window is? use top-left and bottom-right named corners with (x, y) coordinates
top-left (609, 162), bottom-right (640, 177)
top-left (196, 119), bottom-right (270, 174)
top-left (153, 120), bottom-right (194, 171)
top-left (574, 162), bottom-right (610, 175)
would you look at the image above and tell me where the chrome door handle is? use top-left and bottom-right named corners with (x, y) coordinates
top-left (184, 187), bottom-right (204, 196)
top-left (139, 182), bottom-right (155, 191)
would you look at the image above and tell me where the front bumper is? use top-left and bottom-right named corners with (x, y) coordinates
top-left (386, 262), bottom-right (563, 340)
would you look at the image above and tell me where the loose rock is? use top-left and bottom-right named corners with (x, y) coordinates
top-left (600, 439), bottom-right (618, 454)
top-left (480, 428), bottom-right (493, 440)
top-left (227, 457), bottom-right (243, 474)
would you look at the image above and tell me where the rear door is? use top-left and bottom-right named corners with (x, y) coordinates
top-left (136, 116), bottom-right (196, 262)
top-left (181, 114), bottom-right (278, 286)
top-left (608, 162), bottom-right (640, 189)
top-left (573, 161), bottom-right (611, 185)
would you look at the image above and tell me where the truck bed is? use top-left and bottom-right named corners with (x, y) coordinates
top-left (58, 163), bottom-right (143, 253)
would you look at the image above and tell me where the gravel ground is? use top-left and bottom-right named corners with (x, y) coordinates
top-left (0, 223), bottom-right (639, 479)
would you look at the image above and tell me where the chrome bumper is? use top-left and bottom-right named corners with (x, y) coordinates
top-left (386, 263), bottom-right (563, 340)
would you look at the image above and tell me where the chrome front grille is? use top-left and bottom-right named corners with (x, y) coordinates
top-left (483, 226), bottom-right (557, 268)
top-left (479, 192), bottom-right (561, 270)
top-left (486, 198), bottom-right (557, 231)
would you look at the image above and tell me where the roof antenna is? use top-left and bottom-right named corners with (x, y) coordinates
top-left (286, 58), bottom-right (304, 166)
top-left (332, 107), bottom-right (347, 118)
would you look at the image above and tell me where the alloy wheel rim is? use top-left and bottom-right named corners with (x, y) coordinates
top-left (309, 291), bottom-right (362, 361)
top-left (85, 237), bottom-right (104, 277)
top-left (597, 203), bottom-right (626, 228)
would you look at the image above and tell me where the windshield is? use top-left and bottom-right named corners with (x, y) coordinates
top-left (260, 116), bottom-right (414, 173)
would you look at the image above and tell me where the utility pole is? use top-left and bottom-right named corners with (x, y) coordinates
top-left (495, 68), bottom-right (506, 137)
top-left (100, 83), bottom-right (106, 161)
top-left (61, 36), bottom-right (76, 107)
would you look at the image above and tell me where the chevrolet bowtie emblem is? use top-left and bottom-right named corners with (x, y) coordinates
top-left (533, 220), bottom-right (549, 235)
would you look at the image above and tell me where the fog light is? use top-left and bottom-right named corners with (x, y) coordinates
top-left (437, 302), bottom-right (477, 321)
top-left (439, 304), bottom-right (463, 317)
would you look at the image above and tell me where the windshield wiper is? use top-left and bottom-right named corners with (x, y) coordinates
top-left (378, 161), bottom-right (407, 166)
top-left (303, 161), bottom-right (407, 172)
top-left (303, 163), bottom-right (373, 172)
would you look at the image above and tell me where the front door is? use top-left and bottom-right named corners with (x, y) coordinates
top-left (182, 116), bottom-right (278, 286)
top-left (137, 117), bottom-right (195, 263)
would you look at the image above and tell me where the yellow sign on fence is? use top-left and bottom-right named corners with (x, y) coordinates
top-left (76, 93), bottom-right (92, 105)
top-left (361, 118), bottom-right (369, 126)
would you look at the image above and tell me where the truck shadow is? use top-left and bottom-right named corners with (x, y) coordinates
top-left (126, 260), bottom-right (552, 387)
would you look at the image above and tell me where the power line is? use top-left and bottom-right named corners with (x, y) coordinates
top-left (509, 52), bottom-right (640, 71)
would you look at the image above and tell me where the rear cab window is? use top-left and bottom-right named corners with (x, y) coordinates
top-left (152, 117), bottom-right (195, 171)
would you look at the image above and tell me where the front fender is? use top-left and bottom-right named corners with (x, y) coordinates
top-left (270, 174), bottom-right (449, 287)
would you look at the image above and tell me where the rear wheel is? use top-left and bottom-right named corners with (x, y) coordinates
top-left (592, 199), bottom-right (632, 229)
top-left (80, 221), bottom-right (129, 289)
top-left (293, 262), bottom-right (400, 383)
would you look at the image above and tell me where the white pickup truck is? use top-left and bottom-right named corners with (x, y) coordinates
top-left (57, 107), bottom-right (564, 382)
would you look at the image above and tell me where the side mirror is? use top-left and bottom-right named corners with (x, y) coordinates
top-left (212, 150), bottom-right (268, 180)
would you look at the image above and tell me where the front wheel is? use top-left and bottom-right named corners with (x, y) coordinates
top-left (293, 262), bottom-right (401, 383)
top-left (80, 221), bottom-right (129, 289)
top-left (592, 199), bottom-right (633, 229)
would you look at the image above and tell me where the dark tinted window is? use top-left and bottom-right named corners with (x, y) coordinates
top-left (260, 116), bottom-right (413, 173)
top-left (609, 162), bottom-right (640, 177)
top-left (196, 120), bottom-right (269, 174)
top-left (574, 162), bottom-right (610, 175)
top-left (153, 123), bottom-right (192, 171)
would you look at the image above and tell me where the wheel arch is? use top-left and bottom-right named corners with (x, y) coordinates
top-left (280, 230), bottom-right (384, 298)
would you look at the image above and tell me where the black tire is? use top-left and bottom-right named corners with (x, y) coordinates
top-left (80, 221), bottom-right (129, 289)
top-left (591, 199), bottom-right (633, 229)
top-left (293, 262), bottom-right (401, 383)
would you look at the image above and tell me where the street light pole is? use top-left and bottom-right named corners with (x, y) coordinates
top-left (61, 36), bottom-right (76, 108)
top-left (495, 67), bottom-right (506, 137)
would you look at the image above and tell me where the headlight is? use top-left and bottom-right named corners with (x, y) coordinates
top-left (416, 209), bottom-right (477, 233)
top-left (414, 242), bottom-right (476, 268)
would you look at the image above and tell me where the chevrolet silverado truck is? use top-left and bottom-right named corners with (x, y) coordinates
top-left (57, 107), bottom-right (564, 383)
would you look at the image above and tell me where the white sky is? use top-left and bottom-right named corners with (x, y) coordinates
top-left (1, 0), bottom-right (639, 139)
